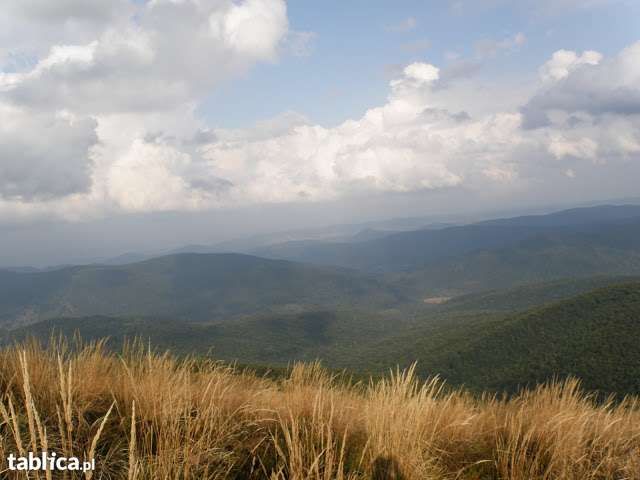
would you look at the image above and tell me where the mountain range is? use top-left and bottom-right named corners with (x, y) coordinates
top-left (0, 253), bottom-right (403, 326)
top-left (3, 204), bottom-right (640, 395)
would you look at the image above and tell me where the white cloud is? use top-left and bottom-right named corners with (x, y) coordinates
top-left (548, 135), bottom-right (598, 160)
top-left (523, 42), bottom-right (640, 126)
top-left (197, 63), bottom-right (525, 206)
top-left (2, 0), bottom-right (289, 113)
top-left (209, 0), bottom-right (288, 60)
top-left (0, 0), bottom-right (134, 72)
top-left (106, 139), bottom-right (231, 212)
top-left (0, 0), bottom-right (639, 223)
top-left (191, 43), bottom-right (640, 209)
top-left (539, 49), bottom-right (602, 82)
top-left (0, 104), bottom-right (97, 200)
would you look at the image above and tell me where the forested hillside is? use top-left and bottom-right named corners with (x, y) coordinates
top-left (0, 253), bottom-right (404, 326)
top-left (358, 282), bottom-right (640, 395)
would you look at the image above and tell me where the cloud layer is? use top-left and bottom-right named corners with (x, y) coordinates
top-left (0, 0), bottom-right (639, 222)
top-left (0, 106), bottom-right (97, 200)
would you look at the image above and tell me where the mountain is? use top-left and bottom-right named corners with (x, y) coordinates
top-left (0, 253), bottom-right (405, 326)
top-left (251, 207), bottom-right (640, 297)
top-left (397, 219), bottom-right (640, 296)
top-left (478, 204), bottom-right (640, 227)
top-left (208, 217), bottom-right (456, 253)
top-left (98, 252), bottom-right (151, 265)
top-left (357, 282), bottom-right (640, 396)
top-left (254, 224), bottom-right (561, 272)
top-left (253, 205), bottom-right (640, 275)
top-left (8, 274), bottom-right (640, 396)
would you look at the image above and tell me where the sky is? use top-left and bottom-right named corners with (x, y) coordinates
top-left (0, 0), bottom-right (639, 265)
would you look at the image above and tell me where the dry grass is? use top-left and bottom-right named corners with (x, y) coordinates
top-left (0, 338), bottom-right (638, 479)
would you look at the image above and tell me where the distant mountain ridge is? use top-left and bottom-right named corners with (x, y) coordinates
top-left (253, 205), bottom-right (640, 273)
top-left (397, 218), bottom-right (640, 295)
top-left (253, 224), bottom-right (568, 272)
top-left (478, 204), bottom-right (640, 227)
top-left (0, 253), bottom-right (404, 326)
top-left (246, 206), bottom-right (640, 297)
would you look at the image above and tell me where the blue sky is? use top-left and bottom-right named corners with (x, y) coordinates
top-left (200, 0), bottom-right (640, 128)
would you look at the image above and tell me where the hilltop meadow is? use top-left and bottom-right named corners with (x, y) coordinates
top-left (0, 339), bottom-right (638, 480)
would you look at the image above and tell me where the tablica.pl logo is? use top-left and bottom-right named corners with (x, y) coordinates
top-left (7, 452), bottom-right (95, 471)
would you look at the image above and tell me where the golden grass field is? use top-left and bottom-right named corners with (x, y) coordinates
top-left (0, 339), bottom-right (638, 479)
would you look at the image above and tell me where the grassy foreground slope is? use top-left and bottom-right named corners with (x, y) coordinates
top-left (0, 340), bottom-right (638, 479)
top-left (362, 282), bottom-right (640, 395)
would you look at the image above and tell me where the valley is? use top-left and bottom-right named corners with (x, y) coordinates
top-left (4, 204), bottom-right (640, 396)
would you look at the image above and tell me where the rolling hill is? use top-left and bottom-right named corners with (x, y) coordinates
top-left (434, 275), bottom-right (640, 312)
top-left (7, 276), bottom-right (640, 395)
top-left (0, 253), bottom-right (405, 326)
top-left (4, 204), bottom-right (640, 397)
top-left (357, 282), bottom-right (640, 395)
top-left (2, 309), bottom-right (411, 365)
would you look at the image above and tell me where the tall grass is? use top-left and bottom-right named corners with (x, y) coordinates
top-left (0, 338), bottom-right (637, 479)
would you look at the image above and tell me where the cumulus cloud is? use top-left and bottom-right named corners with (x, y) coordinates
top-left (548, 135), bottom-right (599, 161)
top-left (538, 49), bottom-right (602, 82)
top-left (436, 59), bottom-right (484, 88)
top-left (522, 42), bottom-right (640, 131)
top-left (196, 63), bottom-right (524, 205)
top-left (208, 0), bottom-right (287, 60)
top-left (0, 0), bottom-right (290, 217)
top-left (0, 105), bottom-right (97, 200)
top-left (191, 43), bottom-right (640, 208)
top-left (0, 0), bottom-right (639, 223)
top-left (106, 139), bottom-right (232, 212)
top-left (0, 0), bottom-right (133, 71)
top-left (2, 0), bottom-right (289, 113)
